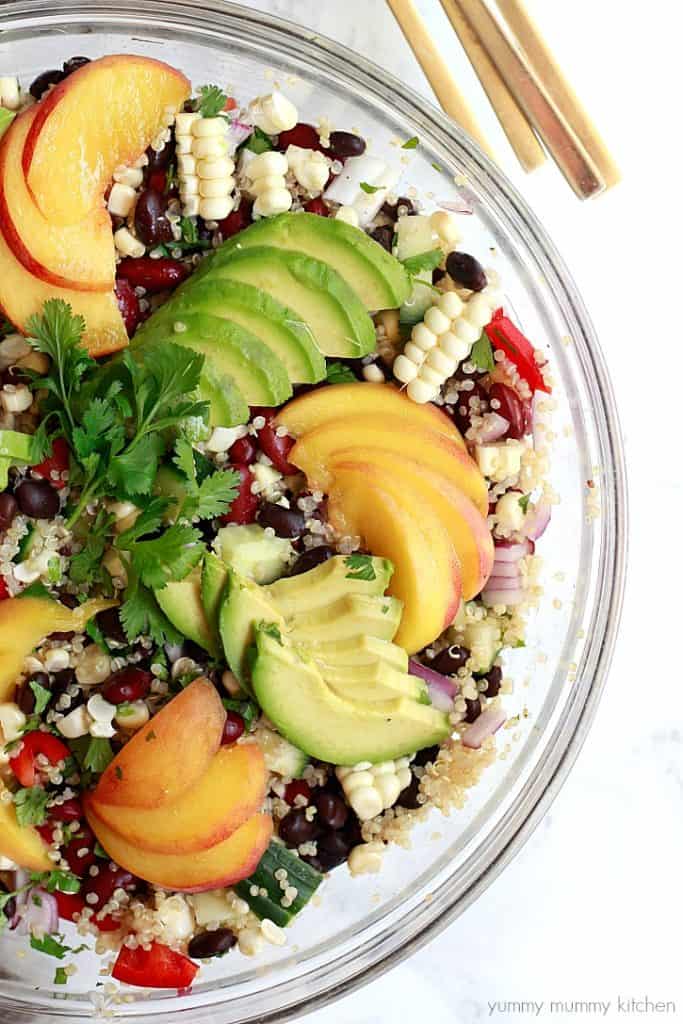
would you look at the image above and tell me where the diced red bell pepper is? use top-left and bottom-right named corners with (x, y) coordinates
top-left (32, 438), bottom-right (70, 489)
top-left (0, 576), bottom-right (9, 601)
top-left (54, 891), bottom-right (120, 932)
top-left (484, 309), bottom-right (551, 394)
top-left (112, 941), bottom-right (199, 990)
top-left (9, 730), bottom-right (71, 788)
top-left (224, 97), bottom-right (238, 111)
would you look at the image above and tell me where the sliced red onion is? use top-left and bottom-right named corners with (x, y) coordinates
top-left (481, 586), bottom-right (525, 607)
top-left (477, 412), bottom-right (510, 443)
top-left (13, 888), bottom-right (58, 938)
top-left (493, 538), bottom-right (534, 563)
top-left (462, 707), bottom-right (507, 748)
top-left (226, 119), bottom-right (253, 154)
top-left (488, 560), bottom-right (520, 579)
top-left (484, 573), bottom-right (521, 591)
top-left (9, 869), bottom-right (29, 930)
top-left (436, 198), bottom-right (473, 215)
top-left (524, 497), bottom-right (552, 541)
top-left (409, 658), bottom-right (458, 711)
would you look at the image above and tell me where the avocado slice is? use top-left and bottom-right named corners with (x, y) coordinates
top-left (203, 247), bottom-right (376, 358)
top-left (133, 313), bottom-right (292, 407)
top-left (144, 279), bottom-right (326, 385)
top-left (324, 661), bottom-right (428, 704)
top-left (214, 524), bottom-right (295, 585)
top-left (310, 635), bottom-right (409, 672)
top-left (286, 593), bottom-right (402, 645)
top-left (251, 626), bottom-right (450, 764)
top-left (200, 213), bottom-right (411, 311)
top-left (263, 555), bottom-right (393, 618)
top-left (155, 563), bottom-right (219, 658)
top-left (218, 569), bottom-right (285, 688)
top-left (201, 551), bottom-right (228, 643)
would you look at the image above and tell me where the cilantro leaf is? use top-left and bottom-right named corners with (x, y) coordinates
top-left (359, 181), bottom-right (381, 194)
top-left (129, 524), bottom-right (204, 590)
top-left (179, 216), bottom-right (199, 245)
top-left (431, 161), bottom-right (443, 172)
top-left (222, 698), bottom-right (258, 731)
top-left (469, 331), bottom-right (495, 372)
top-left (13, 786), bottom-right (50, 827)
top-left (260, 622), bottom-right (283, 644)
top-left (82, 738), bottom-right (114, 774)
top-left (54, 967), bottom-right (68, 985)
top-left (244, 126), bottom-right (274, 154)
top-left (518, 494), bottom-right (530, 513)
top-left (30, 934), bottom-right (70, 959)
top-left (181, 469), bottom-right (240, 522)
top-left (196, 84), bottom-right (228, 117)
top-left (25, 300), bottom-right (94, 434)
top-left (325, 362), bottom-right (357, 384)
top-left (69, 508), bottom-right (113, 587)
top-left (173, 436), bottom-right (198, 491)
top-left (401, 249), bottom-right (443, 275)
top-left (115, 496), bottom-right (174, 547)
top-left (85, 617), bottom-right (110, 653)
top-left (120, 575), bottom-right (182, 646)
top-left (107, 432), bottom-right (165, 497)
top-left (0, 314), bottom-right (14, 339)
top-left (29, 678), bottom-right (51, 715)
top-left (402, 135), bottom-right (419, 149)
top-left (344, 554), bottom-right (377, 582)
top-left (31, 870), bottom-right (81, 894)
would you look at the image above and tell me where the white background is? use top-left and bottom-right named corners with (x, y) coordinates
top-left (241, 1), bottom-right (683, 1021)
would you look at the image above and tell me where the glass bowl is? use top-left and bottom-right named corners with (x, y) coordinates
top-left (0, 2), bottom-right (627, 1021)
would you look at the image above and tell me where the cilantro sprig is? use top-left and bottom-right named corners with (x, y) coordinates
top-left (344, 554), bottom-right (377, 582)
top-left (13, 786), bottom-right (51, 827)
top-left (401, 249), bottom-right (443, 276)
top-left (325, 362), bottom-right (357, 385)
top-left (195, 84), bottom-right (228, 118)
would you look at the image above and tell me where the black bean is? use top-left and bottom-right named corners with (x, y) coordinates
top-left (134, 189), bottom-right (174, 247)
top-left (446, 251), bottom-right (487, 292)
top-left (381, 196), bottom-right (416, 221)
top-left (465, 698), bottom-right (482, 723)
top-left (328, 130), bottom-right (366, 159)
top-left (62, 56), bottom-right (90, 77)
top-left (29, 69), bottom-right (64, 99)
top-left (16, 672), bottom-right (49, 715)
top-left (313, 791), bottom-right (348, 830)
top-left (413, 744), bottom-right (440, 768)
top-left (313, 831), bottom-right (352, 871)
top-left (433, 267), bottom-right (446, 284)
top-left (2, 896), bottom-right (16, 923)
top-left (370, 225), bottom-right (394, 253)
top-left (278, 808), bottom-right (321, 847)
top-left (480, 665), bottom-right (502, 697)
top-left (428, 645), bottom-right (470, 676)
top-left (96, 607), bottom-right (127, 646)
top-left (290, 545), bottom-right (334, 576)
top-left (145, 136), bottom-right (175, 172)
top-left (58, 593), bottom-right (79, 610)
top-left (15, 479), bottom-right (60, 520)
top-left (0, 492), bottom-right (18, 531)
top-left (1, 365), bottom-right (29, 388)
top-left (257, 502), bottom-right (305, 539)
top-left (188, 927), bottom-right (237, 959)
top-left (49, 670), bottom-right (76, 708)
top-left (397, 774), bottom-right (421, 809)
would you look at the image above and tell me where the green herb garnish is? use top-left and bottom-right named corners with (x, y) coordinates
top-left (344, 554), bottom-right (377, 582)
top-left (401, 249), bottom-right (443, 276)
top-left (54, 967), bottom-right (68, 985)
top-left (359, 181), bottom-right (382, 194)
top-left (195, 84), bottom-right (228, 118)
top-left (244, 126), bottom-right (273, 154)
top-left (29, 679), bottom-right (51, 715)
top-left (82, 737), bottom-right (114, 774)
top-left (13, 786), bottom-right (50, 827)
top-left (469, 331), bottom-right (495, 372)
top-left (402, 136), bottom-right (419, 149)
top-left (325, 362), bottom-right (357, 385)
top-left (30, 934), bottom-right (70, 960)
top-left (260, 622), bottom-right (283, 644)
top-left (518, 494), bottom-right (530, 513)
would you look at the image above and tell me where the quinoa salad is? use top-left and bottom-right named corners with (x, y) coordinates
top-left (0, 55), bottom-right (554, 992)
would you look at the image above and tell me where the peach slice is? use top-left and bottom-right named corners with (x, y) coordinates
top-left (90, 743), bottom-right (267, 855)
top-left (0, 780), bottom-right (52, 872)
top-left (275, 382), bottom-right (465, 448)
top-left (290, 415), bottom-right (488, 515)
top-left (329, 467), bottom-right (462, 653)
top-left (332, 450), bottom-right (494, 599)
top-left (94, 678), bottom-right (225, 809)
top-left (23, 55), bottom-right (190, 225)
top-left (0, 597), bottom-right (117, 703)
top-left (0, 109), bottom-right (114, 292)
top-left (84, 802), bottom-right (273, 893)
top-left (0, 222), bottom-right (127, 356)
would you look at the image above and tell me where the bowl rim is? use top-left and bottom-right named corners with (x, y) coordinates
top-left (0, 2), bottom-right (628, 1019)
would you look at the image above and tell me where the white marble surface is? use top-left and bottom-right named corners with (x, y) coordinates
top-left (240, 1), bottom-right (682, 1021)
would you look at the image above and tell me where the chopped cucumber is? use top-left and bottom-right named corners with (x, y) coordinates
top-left (233, 840), bottom-right (323, 927)
top-left (400, 271), bottom-right (435, 325)
top-left (395, 215), bottom-right (437, 260)
top-left (14, 524), bottom-right (37, 563)
top-left (256, 725), bottom-right (308, 778)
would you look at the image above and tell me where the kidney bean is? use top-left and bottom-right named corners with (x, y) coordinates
top-left (63, 824), bottom-right (98, 877)
top-left (257, 502), bottom-right (305, 539)
top-left (278, 807), bottom-right (321, 847)
top-left (49, 797), bottom-right (83, 823)
top-left (134, 189), bottom-right (175, 247)
top-left (29, 69), bottom-right (64, 99)
top-left (221, 465), bottom-right (258, 525)
top-left (276, 123), bottom-right (322, 152)
top-left (284, 779), bottom-right (311, 805)
top-left (304, 198), bottom-right (330, 216)
top-left (290, 545), bottom-right (334, 576)
top-left (188, 928), bottom-right (236, 959)
top-left (370, 225), bottom-right (394, 253)
top-left (115, 278), bottom-right (142, 336)
top-left (218, 198), bottom-right (253, 239)
top-left (428, 644), bottom-right (469, 675)
top-left (146, 137), bottom-right (175, 172)
top-left (450, 382), bottom-right (488, 434)
top-left (257, 421), bottom-right (297, 475)
top-left (488, 382), bottom-right (531, 440)
top-left (82, 864), bottom-right (137, 912)
top-left (32, 438), bottom-right (69, 490)
top-left (228, 435), bottom-right (258, 465)
top-left (221, 710), bottom-right (245, 745)
top-left (117, 257), bottom-right (189, 294)
top-left (0, 493), bottom-right (18, 531)
top-left (446, 251), bottom-right (487, 292)
top-left (15, 479), bottom-right (60, 520)
top-left (102, 667), bottom-right (152, 705)
top-left (329, 130), bottom-right (366, 159)
top-left (96, 607), bottom-right (127, 646)
top-left (313, 790), bottom-right (348, 830)
top-left (479, 665), bottom-right (502, 697)
top-left (464, 698), bottom-right (482, 723)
